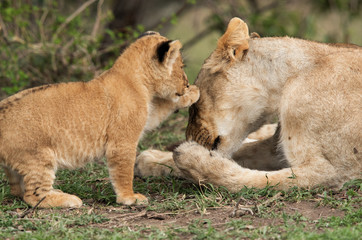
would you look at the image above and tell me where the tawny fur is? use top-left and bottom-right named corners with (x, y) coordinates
top-left (0, 32), bottom-right (200, 208)
top-left (135, 123), bottom-right (279, 177)
top-left (135, 18), bottom-right (361, 191)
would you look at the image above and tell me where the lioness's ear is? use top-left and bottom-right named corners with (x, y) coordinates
top-left (157, 40), bottom-right (182, 74)
top-left (250, 32), bottom-right (260, 38)
top-left (217, 17), bottom-right (249, 60)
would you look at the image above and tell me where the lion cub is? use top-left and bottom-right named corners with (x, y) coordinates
top-left (0, 31), bottom-right (199, 208)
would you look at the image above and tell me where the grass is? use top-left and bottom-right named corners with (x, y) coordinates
top-left (1, 110), bottom-right (361, 239)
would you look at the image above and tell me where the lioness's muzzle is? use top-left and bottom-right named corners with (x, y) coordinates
top-left (186, 104), bottom-right (217, 150)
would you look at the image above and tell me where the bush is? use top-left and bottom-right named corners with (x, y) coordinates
top-left (0, 0), bottom-right (144, 98)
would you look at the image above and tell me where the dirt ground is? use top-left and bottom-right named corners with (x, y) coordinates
top-left (3, 177), bottom-right (358, 239)
top-left (21, 194), bottom-right (345, 231)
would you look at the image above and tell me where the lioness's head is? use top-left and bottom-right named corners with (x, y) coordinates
top-left (126, 31), bottom-right (189, 100)
top-left (186, 18), bottom-right (267, 156)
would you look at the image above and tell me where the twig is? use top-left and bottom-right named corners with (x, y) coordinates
top-left (91, 0), bottom-right (104, 39)
top-left (19, 196), bottom-right (46, 218)
top-left (96, 42), bottom-right (129, 56)
top-left (257, 192), bottom-right (282, 208)
top-left (230, 192), bottom-right (283, 217)
top-left (230, 197), bottom-right (254, 217)
top-left (182, 24), bottom-right (218, 50)
top-left (237, 196), bottom-right (253, 206)
top-left (38, 8), bottom-right (49, 43)
top-left (53, 0), bottom-right (97, 41)
top-left (107, 210), bottom-right (147, 221)
top-left (147, 212), bottom-right (166, 220)
top-left (0, 12), bottom-right (8, 39)
top-left (316, 193), bottom-right (334, 201)
top-left (16, 218), bottom-right (48, 221)
top-left (258, 1), bottom-right (281, 13)
top-left (205, 0), bottom-right (231, 26)
top-left (243, 0), bottom-right (282, 15)
top-left (149, 0), bottom-right (192, 30)
top-left (247, 0), bottom-right (259, 13)
top-left (59, 38), bottom-right (75, 65)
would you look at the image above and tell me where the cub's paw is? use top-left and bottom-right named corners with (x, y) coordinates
top-left (117, 193), bottom-right (148, 206)
top-left (24, 190), bottom-right (83, 208)
top-left (135, 150), bottom-right (175, 177)
top-left (177, 85), bottom-right (200, 108)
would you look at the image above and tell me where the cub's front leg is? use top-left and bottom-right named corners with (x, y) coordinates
top-left (146, 85), bottom-right (199, 132)
top-left (106, 121), bottom-right (148, 205)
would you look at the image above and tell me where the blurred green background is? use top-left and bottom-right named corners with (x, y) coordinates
top-left (1, 0), bottom-right (361, 98)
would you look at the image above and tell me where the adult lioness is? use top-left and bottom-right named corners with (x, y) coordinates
top-left (135, 18), bottom-right (361, 191)
top-left (0, 31), bottom-right (199, 208)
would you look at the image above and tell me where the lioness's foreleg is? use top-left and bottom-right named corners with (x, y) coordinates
top-left (232, 125), bottom-right (288, 171)
top-left (173, 141), bottom-right (340, 191)
top-left (134, 133), bottom-right (285, 180)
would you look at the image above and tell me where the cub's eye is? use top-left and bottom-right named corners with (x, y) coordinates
top-left (233, 49), bottom-right (236, 56)
top-left (186, 84), bottom-right (189, 88)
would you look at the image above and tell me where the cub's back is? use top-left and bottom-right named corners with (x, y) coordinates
top-left (0, 81), bottom-right (110, 163)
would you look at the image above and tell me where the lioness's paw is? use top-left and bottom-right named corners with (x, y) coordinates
top-left (177, 85), bottom-right (200, 108)
top-left (173, 141), bottom-right (209, 161)
top-left (135, 150), bottom-right (174, 177)
top-left (173, 141), bottom-right (211, 180)
top-left (117, 193), bottom-right (148, 206)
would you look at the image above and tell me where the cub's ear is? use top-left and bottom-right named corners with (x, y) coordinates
top-left (157, 40), bottom-right (182, 74)
top-left (217, 17), bottom-right (249, 60)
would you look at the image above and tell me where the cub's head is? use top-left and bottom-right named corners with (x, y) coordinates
top-left (186, 18), bottom-right (264, 156)
top-left (125, 31), bottom-right (189, 100)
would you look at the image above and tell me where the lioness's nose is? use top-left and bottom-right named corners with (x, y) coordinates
top-left (211, 136), bottom-right (221, 150)
top-left (186, 103), bottom-right (216, 148)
